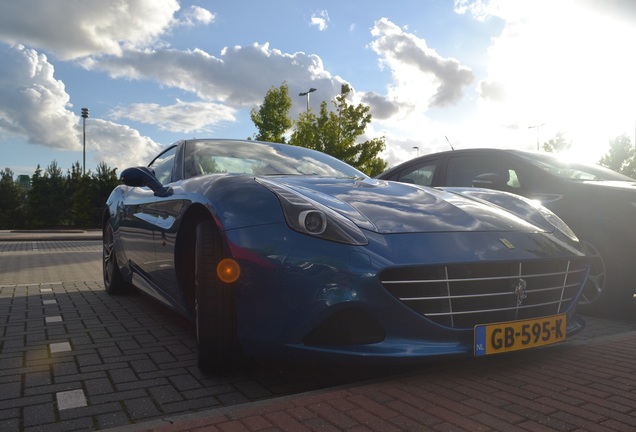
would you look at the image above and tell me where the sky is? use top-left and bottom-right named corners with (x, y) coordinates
top-left (1, 0), bottom-right (635, 178)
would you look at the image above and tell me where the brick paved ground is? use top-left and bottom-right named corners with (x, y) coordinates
top-left (0, 241), bottom-right (414, 431)
top-left (108, 329), bottom-right (636, 432)
top-left (2, 238), bottom-right (636, 431)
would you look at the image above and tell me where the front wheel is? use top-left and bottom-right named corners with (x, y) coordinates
top-left (195, 219), bottom-right (243, 374)
top-left (577, 236), bottom-right (630, 315)
top-left (103, 221), bottom-right (132, 295)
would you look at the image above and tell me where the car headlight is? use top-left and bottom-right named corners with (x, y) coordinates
top-left (257, 179), bottom-right (368, 245)
top-left (534, 204), bottom-right (578, 242)
top-left (506, 195), bottom-right (578, 242)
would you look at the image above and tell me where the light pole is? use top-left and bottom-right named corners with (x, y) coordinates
top-left (299, 88), bottom-right (317, 111)
top-left (81, 107), bottom-right (89, 175)
top-left (412, 146), bottom-right (419, 157)
top-left (528, 123), bottom-right (544, 151)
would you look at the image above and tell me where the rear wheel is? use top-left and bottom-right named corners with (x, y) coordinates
top-left (195, 218), bottom-right (243, 373)
top-left (103, 222), bottom-right (132, 295)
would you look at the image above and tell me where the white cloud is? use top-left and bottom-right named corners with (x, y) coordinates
top-left (0, 44), bottom-right (160, 170)
top-left (110, 99), bottom-right (236, 133)
top-left (463, 0), bottom-right (636, 159)
top-left (176, 5), bottom-right (216, 27)
top-left (0, 0), bottom-right (179, 60)
top-left (85, 119), bottom-right (161, 169)
top-left (311, 10), bottom-right (330, 31)
top-left (360, 92), bottom-right (400, 120)
top-left (0, 45), bottom-right (77, 149)
top-left (86, 43), bottom-right (343, 112)
top-left (370, 18), bottom-right (474, 110)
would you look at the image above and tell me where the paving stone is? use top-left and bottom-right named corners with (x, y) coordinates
top-left (23, 402), bottom-right (57, 427)
top-left (83, 377), bottom-right (114, 397)
top-left (24, 369), bottom-right (52, 388)
top-left (96, 411), bottom-right (131, 430)
top-left (108, 368), bottom-right (139, 385)
top-left (0, 355), bottom-right (24, 371)
top-left (149, 384), bottom-right (184, 405)
top-left (124, 397), bottom-right (161, 420)
top-left (0, 382), bottom-right (22, 401)
top-left (51, 361), bottom-right (79, 377)
top-left (56, 389), bottom-right (87, 410)
top-left (49, 342), bottom-right (72, 353)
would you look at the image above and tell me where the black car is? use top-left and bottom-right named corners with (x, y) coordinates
top-left (378, 148), bottom-right (636, 314)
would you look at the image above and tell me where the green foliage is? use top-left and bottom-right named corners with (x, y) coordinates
top-left (26, 161), bottom-right (68, 228)
top-left (249, 82), bottom-right (387, 175)
top-left (0, 168), bottom-right (26, 229)
top-left (1, 161), bottom-right (120, 229)
top-left (250, 82), bottom-right (292, 143)
top-left (289, 84), bottom-right (387, 176)
top-left (542, 131), bottom-right (572, 153)
top-left (599, 135), bottom-right (636, 178)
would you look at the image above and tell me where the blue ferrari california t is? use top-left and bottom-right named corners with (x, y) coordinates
top-left (103, 139), bottom-right (589, 373)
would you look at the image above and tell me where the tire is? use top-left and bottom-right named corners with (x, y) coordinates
top-left (577, 236), bottom-right (630, 315)
top-left (195, 219), bottom-right (243, 374)
top-left (103, 221), bottom-right (132, 295)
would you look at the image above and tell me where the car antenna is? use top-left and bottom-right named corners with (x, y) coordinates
top-left (445, 136), bottom-right (455, 151)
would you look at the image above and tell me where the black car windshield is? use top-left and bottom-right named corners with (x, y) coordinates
top-left (189, 140), bottom-right (367, 179)
top-left (517, 152), bottom-right (635, 182)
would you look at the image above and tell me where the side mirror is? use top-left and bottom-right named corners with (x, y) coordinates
top-left (120, 166), bottom-right (173, 197)
top-left (472, 172), bottom-right (507, 190)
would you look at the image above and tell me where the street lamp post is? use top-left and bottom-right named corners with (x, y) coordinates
top-left (412, 146), bottom-right (419, 157)
top-left (81, 107), bottom-right (89, 175)
top-left (528, 123), bottom-right (545, 151)
top-left (298, 88), bottom-right (317, 111)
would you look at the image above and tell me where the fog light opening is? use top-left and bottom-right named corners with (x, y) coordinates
top-left (217, 258), bottom-right (240, 283)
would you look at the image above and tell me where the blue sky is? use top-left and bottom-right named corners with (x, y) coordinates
top-left (1, 0), bottom-right (635, 178)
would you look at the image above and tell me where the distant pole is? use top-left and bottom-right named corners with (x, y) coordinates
top-left (413, 146), bottom-right (419, 157)
top-left (81, 108), bottom-right (89, 175)
top-left (528, 123), bottom-right (545, 151)
top-left (298, 88), bottom-right (317, 111)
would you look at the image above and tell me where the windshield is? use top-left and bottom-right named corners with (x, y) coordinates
top-left (188, 140), bottom-right (367, 179)
top-left (518, 152), bottom-right (635, 181)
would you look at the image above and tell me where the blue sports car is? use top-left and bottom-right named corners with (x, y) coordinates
top-left (103, 139), bottom-right (589, 373)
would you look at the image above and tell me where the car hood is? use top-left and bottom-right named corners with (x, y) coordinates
top-left (272, 177), bottom-right (543, 234)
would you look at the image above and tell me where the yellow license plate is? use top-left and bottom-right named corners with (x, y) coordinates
top-left (474, 314), bottom-right (566, 356)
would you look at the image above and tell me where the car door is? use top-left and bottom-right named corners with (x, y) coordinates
top-left (116, 182), bottom-right (160, 280)
top-left (148, 144), bottom-right (189, 306)
top-left (118, 145), bottom-right (181, 296)
top-left (442, 151), bottom-right (527, 196)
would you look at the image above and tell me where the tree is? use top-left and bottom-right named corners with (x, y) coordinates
top-left (599, 134), bottom-right (636, 178)
top-left (67, 162), bottom-right (94, 228)
top-left (26, 161), bottom-right (68, 228)
top-left (289, 84), bottom-right (387, 176)
top-left (543, 131), bottom-right (572, 153)
top-left (250, 82), bottom-right (292, 143)
top-left (91, 162), bottom-right (120, 226)
top-left (0, 169), bottom-right (25, 229)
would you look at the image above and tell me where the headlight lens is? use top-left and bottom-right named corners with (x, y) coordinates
top-left (299, 210), bottom-right (327, 234)
top-left (509, 195), bottom-right (577, 242)
top-left (534, 204), bottom-right (578, 242)
top-left (257, 179), bottom-right (368, 245)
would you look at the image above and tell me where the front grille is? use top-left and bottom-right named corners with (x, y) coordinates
top-left (380, 258), bottom-right (589, 329)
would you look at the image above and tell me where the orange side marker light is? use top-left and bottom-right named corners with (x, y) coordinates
top-left (217, 258), bottom-right (240, 283)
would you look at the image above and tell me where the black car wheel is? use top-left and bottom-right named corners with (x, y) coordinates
top-left (195, 218), bottom-right (243, 374)
top-left (577, 235), bottom-right (630, 315)
top-left (103, 221), bottom-right (132, 295)
top-left (577, 239), bottom-right (607, 312)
